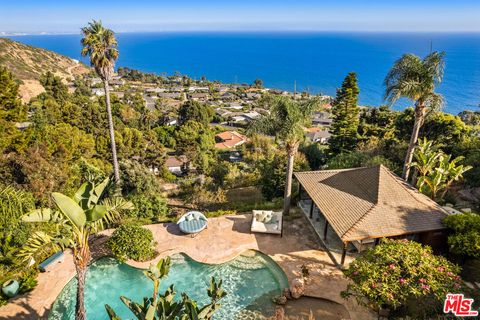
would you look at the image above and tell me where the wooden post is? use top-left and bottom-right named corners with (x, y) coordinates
top-left (309, 200), bottom-right (314, 218)
top-left (341, 242), bottom-right (348, 266)
top-left (323, 220), bottom-right (329, 240)
top-left (298, 183), bottom-right (303, 201)
top-left (374, 238), bottom-right (380, 246)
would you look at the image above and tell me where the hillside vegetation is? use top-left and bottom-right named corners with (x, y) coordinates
top-left (0, 37), bottom-right (89, 101)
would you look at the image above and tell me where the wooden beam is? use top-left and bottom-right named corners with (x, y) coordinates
top-left (323, 220), bottom-right (329, 240)
top-left (298, 183), bottom-right (303, 201)
top-left (309, 200), bottom-right (314, 218)
top-left (341, 242), bottom-right (348, 266)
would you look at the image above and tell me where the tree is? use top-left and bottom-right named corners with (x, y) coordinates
top-left (259, 151), bottom-right (310, 201)
top-left (39, 71), bottom-right (69, 102)
top-left (0, 66), bottom-right (27, 153)
top-left (342, 239), bottom-right (463, 317)
top-left (175, 120), bottom-right (215, 172)
top-left (249, 96), bottom-right (317, 215)
top-left (329, 72), bottom-right (360, 155)
top-left (177, 100), bottom-right (214, 125)
top-left (20, 179), bottom-right (133, 320)
top-left (384, 52), bottom-right (445, 181)
top-left (105, 257), bottom-right (226, 320)
top-left (81, 20), bottom-right (121, 185)
top-left (411, 139), bottom-right (472, 201)
top-left (253, 78), bottom-right (263, 88)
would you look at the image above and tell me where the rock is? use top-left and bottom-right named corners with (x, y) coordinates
top-left (289, 277), bottom-right (305, 299)
top-left (273, 294), bottom-right (287, 305)
top-left (461, 208), bottom-right (472, 213)
top-left (445, 203), bottom-right (454, 207)
top-left (458, 189), bottom-right (479, 202)
top-left (282, 288), bottom-right (292, 300)
top-left (274, 307), bottom-right (285, 320)
top-left (442, 206), bottom-right (463, 215)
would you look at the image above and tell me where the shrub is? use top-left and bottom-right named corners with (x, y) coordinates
top-left (443, 213), bottom-right (480, 258)
top-left (108, 223), bottom-right (156, 262)
top-left (342, 239), bottom-right (463, 317)
top-left (128, 193), bottom-right (169, 222)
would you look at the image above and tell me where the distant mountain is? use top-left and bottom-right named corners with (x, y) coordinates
top-left (0, 37), bottom-right (89, 102)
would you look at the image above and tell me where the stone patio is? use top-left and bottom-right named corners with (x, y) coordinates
top-left (0, 213), bottom-right (374, 320)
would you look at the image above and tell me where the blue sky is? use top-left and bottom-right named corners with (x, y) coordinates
top-left (1, 0), bottom-right (480, 33)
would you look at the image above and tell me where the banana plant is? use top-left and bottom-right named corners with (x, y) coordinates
top-left (20, 178), bottom-right (133, 320)
top-left (105, 257), bottom-right (226, 320)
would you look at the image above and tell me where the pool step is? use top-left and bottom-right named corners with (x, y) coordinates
top-left (229, 254), bottom-right (268, 270)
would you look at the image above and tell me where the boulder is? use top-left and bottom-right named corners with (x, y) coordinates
top-left (289, 277), bottom-right (305, 299)
top-left (460, 208), bottom-right (472, 213)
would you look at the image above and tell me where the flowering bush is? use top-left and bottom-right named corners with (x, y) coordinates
top-left (341, 239), bottom-right (463, 313)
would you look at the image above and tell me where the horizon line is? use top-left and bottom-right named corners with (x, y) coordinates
top-left (3, 30), bottom-right (480, 36)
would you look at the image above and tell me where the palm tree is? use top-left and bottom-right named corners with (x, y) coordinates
top-left (21, 179), bottom-right (133, 320)
top-left (81, 20), bottom-right (120, 185)
top-left (249, 95), bottom-right (317, 215)
top-left (384, 51), bottom-right (445, 181)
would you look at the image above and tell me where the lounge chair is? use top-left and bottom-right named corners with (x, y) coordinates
top-left (177, 211), bottom-right (208, 237)
top-left (251, 210), bottom-right (283, 236)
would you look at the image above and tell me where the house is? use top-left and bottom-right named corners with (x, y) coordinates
top-left (312, 111), bottom-right (333, 127)
top-left (221, 92), bottom-right (237, 101)
top-left (188, 86), bottom-right (209, 92)
top-left (215, 108), bottom-right (233, 117)
top-left (165, 156), bottom-right (188, 174)
top-left (225, 102), bottom-right (243, 110)
top-left (91, 88), bottom-right (105, 96)
top-left (306, 129), bottom-right (331, 144)
top-left (15, 122), bottom-right (32, 130)
top-left (145, 87), bottom-right (166, 94)
top-left (158, 92), bottom-right (182, 99)
top-left (215, 131), bottom-right (248, 149)
top-left (295, 165), bottom-right (449, 265)
top-left (189, 93), bottom-right (209, 102)
top-left (143, 95), bottom-right (158, 110)
top-left (242, 111), bottom-right (261, 121)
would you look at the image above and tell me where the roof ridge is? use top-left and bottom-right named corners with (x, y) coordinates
top-left (294, 166), bottom-right (370, 174)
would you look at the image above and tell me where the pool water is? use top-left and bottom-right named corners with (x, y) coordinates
top-left (49, 251), bottom-right (288, 320)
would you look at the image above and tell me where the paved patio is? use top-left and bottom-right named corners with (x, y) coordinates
top-left (0, 213), bottom-right (374, 320)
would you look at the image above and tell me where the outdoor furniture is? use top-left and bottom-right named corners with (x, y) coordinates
top-left (177, 211), bottom-right (208, 237)
top-left (251, 210), bottom-right (283, 236)
top-left (38, 250), bottom-right (64, 272)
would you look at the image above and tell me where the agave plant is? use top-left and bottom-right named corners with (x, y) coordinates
top-left (21, 178), bottom-right (133, 320)
top-left (105, 257), bottom-right (226, 320)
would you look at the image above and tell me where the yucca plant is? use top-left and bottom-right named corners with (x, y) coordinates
top-left (105, 257), bottom-right (226, 320)
top-left (21, 178), bottom-right (133, 320)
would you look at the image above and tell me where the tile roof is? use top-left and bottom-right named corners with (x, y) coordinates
top-left (295, 165), bottom-right (448, 242)
top-left (215, 131), bottom-right (248, 149)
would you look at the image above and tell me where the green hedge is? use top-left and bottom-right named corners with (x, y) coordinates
top-left (108, 223), bottom-right (156, 262)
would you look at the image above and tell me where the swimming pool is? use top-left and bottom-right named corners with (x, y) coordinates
top-left (49, 251), bottom-right (288, 320)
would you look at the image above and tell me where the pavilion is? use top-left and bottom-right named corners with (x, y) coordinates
top-left (295, 165), bottom-right (449, 265)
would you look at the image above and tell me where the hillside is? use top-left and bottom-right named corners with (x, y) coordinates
top-left (0, 37), bottom-right (89, 102)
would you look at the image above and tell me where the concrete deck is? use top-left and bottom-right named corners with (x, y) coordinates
top-left (0, 213), bottom-right (374, 320)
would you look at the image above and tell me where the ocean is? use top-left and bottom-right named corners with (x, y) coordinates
top-left (5, 32), bottom-right (480, 114)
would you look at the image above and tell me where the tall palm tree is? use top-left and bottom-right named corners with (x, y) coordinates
top-left (384, 51), bottom-right (445, 181)
top-left (21, 179), bottom-right (133, 320)
top-left (249, 95), bottom-right (317, 215)
top-left (81, 20), bottom-right (120, 184)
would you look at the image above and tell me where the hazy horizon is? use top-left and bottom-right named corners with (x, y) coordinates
top-left (1, 0), bottom-right (480, 34)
